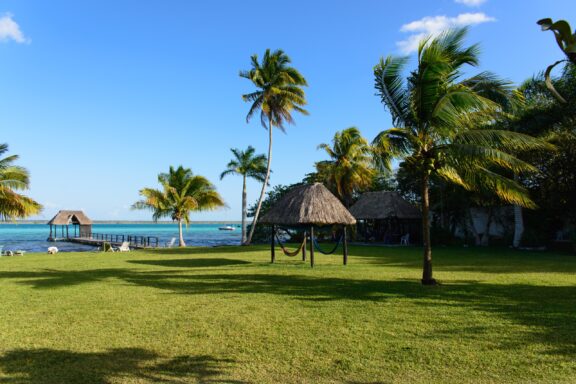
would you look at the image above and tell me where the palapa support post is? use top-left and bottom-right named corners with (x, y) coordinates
top-left (310, 226), bottom-right (315, 268)
top-left (270, 225), bottom-right (276, 263)
top-left (302, 230), bottom-right (307, 261)
top-left (343, 226), bottom-right (348, 265)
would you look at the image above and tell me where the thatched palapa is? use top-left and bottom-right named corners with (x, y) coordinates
top-left (47, 210), bottom-right (93, 241)
top-left (48, 210), bottom-right (93, 225)
top-left (260, 183), bottom-right (355, 267)
top-left (350, 191), bottom-right (421, 244)
top-left (349, 191), bottom-right (420, 220)
top-left (260, 183), bottom-right (356, 226)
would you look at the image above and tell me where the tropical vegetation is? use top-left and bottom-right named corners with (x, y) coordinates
top-left (220, 146), bottom-right (267, 244)
top-left (240, 49), bottom-right (308, 244)
top-left (314, 127), bottom-right (376, 207)
top-left (371, 28), bottom-right (551, 284)
top-left (0, 143), bottom-right (42, 220)
top-left (132, 166), bottom-right (225, 246)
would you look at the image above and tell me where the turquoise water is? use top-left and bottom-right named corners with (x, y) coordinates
top-left (0, 223), bottom-right (242, 253)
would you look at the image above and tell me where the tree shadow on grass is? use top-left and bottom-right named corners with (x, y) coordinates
top-left (0, 348), bottom-right (247, 384)
top-left (350, 246), bottom-right (576, 274)
top-left (124, 272), bottom-right (576, 356)
top-left (128, 258), bottom-right (251, 268)
top-left (146, 245), bottom-right (267, 256)
top-left (1, 268), bottom-right (574, 358)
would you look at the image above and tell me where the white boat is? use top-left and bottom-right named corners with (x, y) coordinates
top-left (218, 225), bottom-right (235, 231)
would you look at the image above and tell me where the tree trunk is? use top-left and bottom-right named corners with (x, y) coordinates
top-left (512, 174), bottom-right (524, 248)
top-left (421, 173), bottom-right (436, 285)
top-left (241, 175), bottom-right (247, 245)
top-left (178, 219), bottom-right (186, 247)
top-left (513, 205), bottom-right (524, 248)
top-left (480, 207), bottom-right (494, 247)
top-left (246, 116), bottom-right (273, 245)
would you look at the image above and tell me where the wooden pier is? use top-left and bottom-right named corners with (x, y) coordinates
top-left (53, 233), bottom-right (160, 250)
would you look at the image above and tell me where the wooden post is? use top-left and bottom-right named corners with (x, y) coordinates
top-left (302, 230), bottom-right (307, 261)
top-left (310, 226), bottom-right (315, 268)
top-left (343, 226), bottom-right (348, 266)
top-left (270, 225), bottom-right (275, 263)
top-left (49, 225), bottom-right (52, 239)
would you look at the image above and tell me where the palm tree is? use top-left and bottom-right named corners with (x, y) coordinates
top-left (133, 166), bottom-right (225, 247)
top-left (220, 146), bottom-right (267, 244)
top-left (240, 49), bottom-right (308, 244)
top-left (315, 127), bottom-right (376, 207)
top-left (372, 28), bottom-right (550, 285)
top-left (0, 143), bottom-right (42, 220)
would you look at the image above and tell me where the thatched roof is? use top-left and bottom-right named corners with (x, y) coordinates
top-left (349, 191), bottom-right (421, 220)
top-left (259, 183), bottom-right (356, 226)
top-left (47, 210), bottom-right (93, 225)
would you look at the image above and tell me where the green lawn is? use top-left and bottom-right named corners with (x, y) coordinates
top-left (0, 245), bottom-right (574, 383)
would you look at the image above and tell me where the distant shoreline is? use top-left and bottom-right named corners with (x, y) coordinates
top-left (0, 221), bottom-right (242, 225)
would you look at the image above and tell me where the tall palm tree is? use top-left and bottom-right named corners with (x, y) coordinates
top-left (315, 127), bottom-right (376, 207)
top-left (0, 143), bottom-right (42, 220)
top-left (240, 49), bottom-right (308, 244)
top-left (220, 146), bottom-right (267, 244)
top-left (372, 28), bottom-right (551, 285)
top-left (133, 166), bottom-right (225, 247)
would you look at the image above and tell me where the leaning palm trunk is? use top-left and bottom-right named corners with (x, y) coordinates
top-left (246, 118), bottom-right (273, 245)
top-left (178, 219), bottom-right (186, 247)
top-left (421, 173), bottom-right (435, 285)
top-left (241, 175), bottom-right (247, 244)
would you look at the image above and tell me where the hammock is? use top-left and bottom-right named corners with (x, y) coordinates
top-left (275, 228), bottom-right (305, 257)
top-left (312, 235), bottom-right (342, 255)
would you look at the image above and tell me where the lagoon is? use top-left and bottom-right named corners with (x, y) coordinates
top-left (0, 223), bottom-right (242, 253)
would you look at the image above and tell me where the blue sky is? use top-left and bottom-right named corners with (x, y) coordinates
top-left (0, 0), bottom-right (573, 221)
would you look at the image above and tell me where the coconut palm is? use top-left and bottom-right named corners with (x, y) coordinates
top-left (220, 146), bottom-right (267, 244)
top-left (537, 18), bottom-right (576, 103)
top-left (133, 166), bottom-right (225, 247)
top-left (315, 127), bottom-right (376, 207)
top-left (372, 28), bottom-right (551, 285)
top-left (240, 48), bottom-right (308, 244)
top-left (0, 143), bottom-right (42, 220)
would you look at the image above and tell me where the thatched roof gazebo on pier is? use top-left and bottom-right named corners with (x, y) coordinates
top-left (259, 183), bottom-right (356, 267)
top-left (350, 191), bottom-right (421, 244)
top-left (47, 210), bottom-right (92, 241)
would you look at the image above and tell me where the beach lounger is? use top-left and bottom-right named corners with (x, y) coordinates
top-left (166, 238), bottom-right (176, 248)
top-left (115, 241), bottom-right (131, 252)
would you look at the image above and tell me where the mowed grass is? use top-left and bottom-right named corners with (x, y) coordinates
top-left (0, 245), bottom-right (575, 383)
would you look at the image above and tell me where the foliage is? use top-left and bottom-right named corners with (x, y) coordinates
top-left (372, 28), bottom-right (550, 284)
top-left (132, 166), bottom-right (225, 246)
top-left (1, 247), bottom-right (575, 383)
top-left (220, 146), bottom-right (267, 183)
top-left (537, 18), bottom-right (576, 103)
top-left (315, 127), bottom-right (376, 207)
top-left (220, 146), bottom-right (268, 244)
top-left (240, 49), bottom-right (308, 244)
top-left (0, 143), bottom-right (42, 220)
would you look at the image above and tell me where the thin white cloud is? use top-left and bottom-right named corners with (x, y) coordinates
top-left (397, 13), bottom-right (495, 54)
top-left (0, 13), bottom-right (30, 44)
top-left (455, 0), bottom-right (487, 7)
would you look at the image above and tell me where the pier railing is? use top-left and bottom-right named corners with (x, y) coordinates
top-left (78, 233), bottom-right (159, 248)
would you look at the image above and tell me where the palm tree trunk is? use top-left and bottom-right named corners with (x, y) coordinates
top-left (513, 205), bottom-right (523, 248)
top-left (421, 173), bottom-right (436, 285)
top-left (178, 219), bottom-right (186, 247)
top-left (241, 174), bottom-right (247, 245)
top-left (246, 116), bottom-right (273, 245)
top-left (513, 174), bottom-right (524, 248)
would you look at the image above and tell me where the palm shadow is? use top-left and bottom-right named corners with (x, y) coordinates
top-left (128, 258), bottom-right (251, 268)
top-left (0, 348), bottom-right (247, 384)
